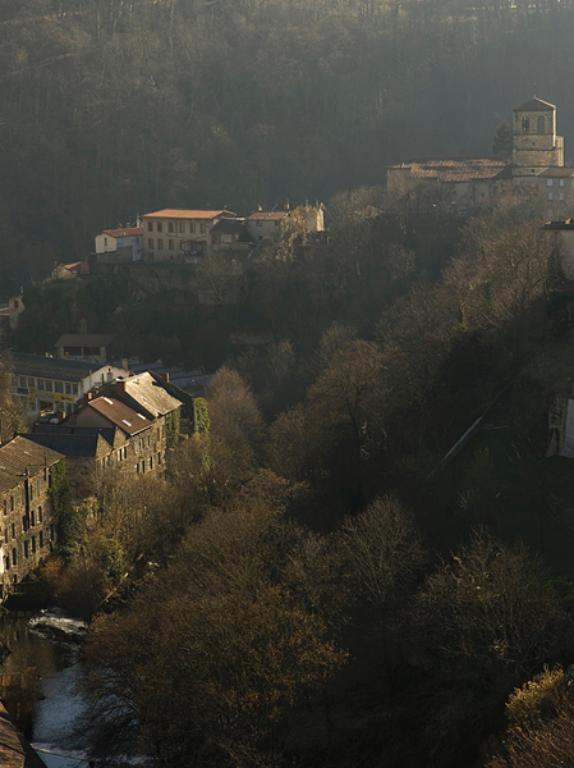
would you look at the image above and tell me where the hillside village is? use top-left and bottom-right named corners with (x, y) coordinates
top-left (3, 93), bottom-right (574, 768)
top-left (0, 202), bottom-right (328, 612)
top-left (2, 101), bottom-right (574, 608)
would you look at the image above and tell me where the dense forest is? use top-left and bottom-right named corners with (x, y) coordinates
top-left (4, 1), bottom-right (574, 767)
top-left (3, 0), bottom-right (574, 288)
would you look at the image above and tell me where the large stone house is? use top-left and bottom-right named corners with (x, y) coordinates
top-left (27, 425), bottom-right (127, 501)
top-left (105, 372), bottom-right (182, 449)
top-left (0, 436), bottom-right (64, 597)
top-left (387, 97), bottom-right (574, 215)
top-left (70, 395), bottom-right (166, 477)
top-left (142, 209), bottom-right (237, 262)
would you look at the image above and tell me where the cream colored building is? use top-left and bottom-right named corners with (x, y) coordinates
top-left (142, 209), bottom-right (237, 262)
top-left (387, 97), bottom-right (574, 216)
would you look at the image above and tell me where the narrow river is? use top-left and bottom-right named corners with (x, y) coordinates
top-left (0, 611), bottom-right (91, 768)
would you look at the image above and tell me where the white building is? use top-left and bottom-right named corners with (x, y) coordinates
top-left (10, 353), bottom-right (130, 420)
top-left (94, 227), bottom-right (143, 262)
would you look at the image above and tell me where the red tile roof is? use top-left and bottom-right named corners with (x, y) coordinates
top-left (143, 209), bottom-right (236, 220)
top-left (103, 227), bottom-right (143, 238)
top-left (389, 158), bottom-right (507, 183)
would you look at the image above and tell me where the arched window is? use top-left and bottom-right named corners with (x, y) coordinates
top-left (537, 116), bottom-right (546, 133)
top-left (522, 117), bottom-right (530, 133)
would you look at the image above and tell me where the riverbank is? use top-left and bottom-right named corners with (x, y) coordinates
top-left (0, 611), bottom-right (91, 768)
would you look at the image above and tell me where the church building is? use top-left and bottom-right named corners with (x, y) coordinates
top-left (386, 97), bottom-right (574, 214)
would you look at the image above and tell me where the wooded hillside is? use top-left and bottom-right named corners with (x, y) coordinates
top-left (2, 0), bottom-right (574, 288)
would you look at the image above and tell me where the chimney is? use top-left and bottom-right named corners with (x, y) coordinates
top-left (121, 357), bottom-right (129, 371)
top-left (85, 391), bottom-right (94, 403)
top-left (161, 372), bottom-right (171, 385)
top-left (116, 380), bottom-right (127, 394)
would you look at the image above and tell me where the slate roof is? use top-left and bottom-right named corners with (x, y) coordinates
top-left (211, 218), bottom-right (253, 240)
top-left (0, 436), bottom-right (63, 494)
top-left (114, 372), bottom-right (182, 418)
top-left (10, 353), bottom-right (111, 382)
top-left (544, 219), bottom-right (574, 230)
top-left (26, 432), bottom-right (110, 459)
top-left (84, 396), bottom-right (152, 436)
top-left (55, 333), bottom-right (115, 349)
top-left (514, 96), bottom-right (556, 112)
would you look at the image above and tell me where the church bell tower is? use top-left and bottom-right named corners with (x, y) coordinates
top-left (512, 96), bottom-right (564, 175)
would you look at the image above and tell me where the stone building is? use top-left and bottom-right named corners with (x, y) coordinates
top-left (55, 334), bottom-right (116, 364)
top-left (104, 372), bottom-right (182, 449)
top-left (70, 395), bottom-right (166, 477)
top-left (26, 426), bottom-right (127, 501)
top-left (0, 436), bottom-right (64, 597)
top-left (142, 209), bottom-right (237, 262)
top-left (386, 97), bottom-right (574, 216)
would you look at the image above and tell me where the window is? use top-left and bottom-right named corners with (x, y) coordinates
top-left (178, 221), bottom-right (185, 234)
top-left (157, 238), bottom-right (164, 250)
top-left (147, 221), bottom-right (153, 232)
top-left (10, 524), bottom-right (14, 540)
top-left (31, 536), bottom-right (36, 554)
top-left (157, 222), bottom-right (163, 233)
top-left (104, 237), bottom-right (108, 246)
top-left (54, 381), bottom-right (64, 394)
top-left (148, 238), bottom-right (154, 249)
top-left (18, 375), bottom-right (27, 388)
top-left (44, 380), bottom-right (53, 392)
top-left (38, 505), bottom-right (43, 523)
top-left (30, 509), bottom-right (35, 526)
top-left (560, 179), bottom-right (566, 187)
top-left (39, 530), bottom-right (44, 548)
top-left (168, 222), bottom-right (174, 233)
top-left (560, 192), bottom-right (565, 201)
top-left (548, 192), bottom-right (554, 201)
top-left (9, 496), bottom-right (13, 512)
top-left (200, 222), bottom-right (207, 234)
top-left (65, 383), bottom-right (74, 395)
top-left (22, 515), bottom-right (29, 533)
top-left (190, 222), bottom-right (196, 234)
top-left (547, 179), bottom-right (554, 187)
top-left (522, 116), bottom-right (530, 133)
top-left (23, 540), bottom-right (29, 558)
top-left (537, 115), bottom-right (546, 133)
top-left (12, 549), bottom-right (17, 566)
top-left (169, 239), bottom-right (174, 250)
top-left (4, 557), bottom-right (8, 571)
top-left (2, 499), bottom-right (6, 515)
